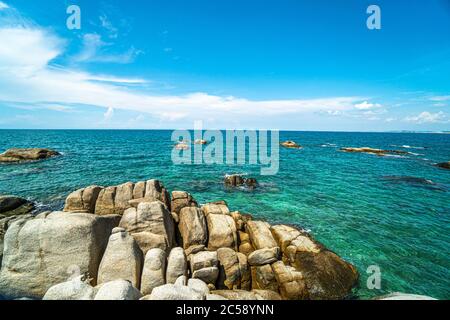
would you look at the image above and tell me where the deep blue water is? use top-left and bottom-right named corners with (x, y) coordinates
top-left (0, 130), bottom-right (449, 299)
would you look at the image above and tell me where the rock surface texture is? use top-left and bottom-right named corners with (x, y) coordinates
top-left (0, 148), bottom-right (60, 162)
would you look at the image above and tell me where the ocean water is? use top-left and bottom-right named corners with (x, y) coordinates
top-left (0, 129), bottom-right (449, 299)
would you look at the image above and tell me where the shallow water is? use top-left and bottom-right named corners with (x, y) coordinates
top-left (0, 130), bottom-right (449, 299)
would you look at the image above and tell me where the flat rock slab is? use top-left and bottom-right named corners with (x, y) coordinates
top-left (0, 148), bottom-right (60, 162)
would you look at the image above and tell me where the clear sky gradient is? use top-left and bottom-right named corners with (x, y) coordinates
top-left (0, 0), bottom-right (449, 130)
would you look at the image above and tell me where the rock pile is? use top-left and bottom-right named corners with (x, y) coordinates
top-left (0, 179), bottom-right (359, 300)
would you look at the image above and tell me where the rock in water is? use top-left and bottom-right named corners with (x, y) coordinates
top-left (94, 279), bottom-right (142, 300)
top-left (224, 175), bottom-right (258, 189)
top-left (166, 247), bottom-right (188, 284)
top-left (0, 195), bottom-right (34, 217)
top-left (97, 228), bottom-right (144, 288)
top-left (0, 148), bottom-right (60, 162)
top-left (141, 248), bottom-right (167, 295)
top-left (0, 212), bottom-right (120, 299)
top-left (119, 201), bottom-right (176, 254)
top-left (436, 161), bottom-right (450, 170)
top-left (280, 141), bottom-right (302, 149)
top-left (43, 276), bottom-right (96, 300)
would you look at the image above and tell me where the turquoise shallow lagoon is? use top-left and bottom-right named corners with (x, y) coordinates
top-left (0, 130), bottom-right (449, 299)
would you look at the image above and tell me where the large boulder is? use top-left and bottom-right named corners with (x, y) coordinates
top-left (189, 251), bottom-right (219, 285)
top-left (271, 261), bottom-right (307, 300)
top-left (246, 221), bottom-right (278, 250)
top-left (143, 283), bottom-right (203, 300)
top-left (171, 191), bottom-right (198, 214)
top-left (248, 247), bottom-right (280, 266)
top-left (145, 179), bottom-right (171, 210)
top-left (187, 278), bottom-right (210, 299)
top-left (251, 264), bottom-right (279, 292)
top-left (216, 248), bottom-right (250, 290)
top-left (94, 279), bottom-right (142, 300)
top-left (95, 186), bottom-right (116, 215)
top-left (211, 290), bottom-right (258, 300)
top-left (43, 276), bottom-right (96, 300)
top-left (119, 201), bottom-right (176, 254)
top-left (64, 186), bottom-right (102, 213)
top-left (141, 248), bottom-right (166, 295)
top-left (166, 247), bottom-right (187, 284)
top-left (206, 213), bottom-right (238, 251)
top-left (0, 148), bottom-right (60, 162)
top-left (0, 195), bottom-right (34, 217)
top-left (178, 207), bottom-right (207, 251)
top-left (97, 228), bottom-right (144, 288)
top-left (0, 212), bottom-right (120, 299)
top-left (252, 289), bottom-right (282, 300)
top-left (114, 182), bottom-right (134, 214)
top-left (201, 202), bottom-right (230, 216)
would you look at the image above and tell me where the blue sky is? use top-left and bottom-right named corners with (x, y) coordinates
top-left (0, 0), bottom-right (449, 130)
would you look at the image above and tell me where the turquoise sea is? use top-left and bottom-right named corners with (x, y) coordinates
top-left (0, 130), bottom-right (449, 299)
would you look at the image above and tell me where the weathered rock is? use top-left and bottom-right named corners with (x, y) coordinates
top-left (201, 202), bottom-right (230, 216)
top-left (64, 186), bottom-right (102, 213)
top-left (187, 278), bottom-right (210, 298)
top-left (248, 247), bottom-right (280, 266)
top-left (145, 179), bottom-right (171, 210)
top-left (178, 206), bottom-right (207, 250)
top-left (171, 191), bottom-right (198, 214)
top-left (211, 290), bottom-right (258, 300)
top-left (94, 279), bottom-right (142, 300)
top-left (246, 220), bottom-right (278, 250)
top-left (43, 276), bottom-right (96, 300)
top-left (0, 148), bottom-right (60, 162)
top-left (141, 248), bottom-right (166, 295)
top-left (252, 289), bottom-right (282, 300)
top-left (133, 181), bottom-right (146, 199)
top-left (174, 275), bottom-right (187, 286)
top-left (114, 182), bottom-right (134, 214)
top-left (216, 248), bottom-right (250, 290)
top-left (185, 244), bottom-right (205, 256)
top-left (375, 292), bottom-right (437, 300)
top-left (192, 267), bottom-right (219, 285)
top-left (340, 147), bottom-right (408, 156)
top-left (190, 251), bottom-right (218, 272)
top-left (0, 195), bottom-right (34, 217)
top-left (145, 284), bottom-right (203, 300)
top-left (97, 228), bottom-right (144, 288)
top-left (95, 186), bottom-right (116, 215)
top-left (166, 247), bottom-right (187, 284)
top-left (0, 212), bottom-right (120, 299)
top-left (238, 231), bottom-right (254, 255)
top-left (294, 249), bottom-right (358, 300)
top-left (224, 175), bottom-right (258, 189)
top-left (0, 214), bottom-right (33, 266)
top-left (206, 293), bottom-right (228, 300)
top-left (272, 261), bottom-right (307, 300)
top-left (251, 264), bottom-right (278, 292)
top-left (119, 201), bottom-right (175, 254)
top-left (436, 161), bottom-right (450, 170)
top-left (280, 141), bottom-right (302, 149)
top-left (207, 213), bottom-right (237, 250)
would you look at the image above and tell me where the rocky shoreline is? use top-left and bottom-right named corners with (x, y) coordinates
top-left (0, 179), bottom-right (360, 300)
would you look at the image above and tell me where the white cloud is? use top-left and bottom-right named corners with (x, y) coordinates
top-left (99, 15), bottom-right (118, 39)
top-left (74, 33), bottom-right (140, 64)
top-left (0, 1), bottom-right (9, 10)
top-left (354, 101), bottom-right (382, 110)
top-left (429, 95), bottom-right (450, 102)
top-left (0, 25), bottom-right (367, 127)
top-left (103, 107), bottom-right (114, 121)
top-left (404, 111), bottom-right (448, 124)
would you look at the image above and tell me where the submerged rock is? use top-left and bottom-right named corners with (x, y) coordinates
top-left (280, 141), bottom-right (302, 149)
top-left (435, 161), bottom-right (450, 170)
top-left (0, 148), bottom-right (60, 163)
top-left (340, 147), bottom-right (409, 156)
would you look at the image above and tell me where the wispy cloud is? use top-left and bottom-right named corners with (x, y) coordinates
top-left (0, 1), bottom-right (9, 10)
top-left (404, 111), bottom-right (448, 124)
top-left (429, 95), bottom-right (450, 102)
top-left (354, 101), bottom-right (382, 110)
